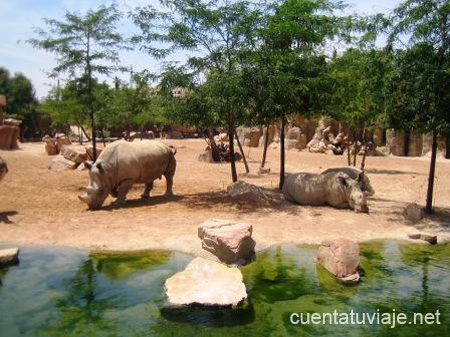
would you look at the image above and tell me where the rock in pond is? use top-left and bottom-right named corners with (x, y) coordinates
top-left (198, 219), bottom-right (255, 264)
top-left (165, 257), bottom-right (247, 307)
top-left (0, 247), bottom-right (19, 266)
top-left (316, 238), bottom-right (360, 284)
top-left (408, 233), bottom-right (437, 244)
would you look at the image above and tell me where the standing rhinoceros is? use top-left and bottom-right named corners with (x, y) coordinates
top-left (0, 156), bottom-right (8, 182)
top-left (321, 167), bottom-right (374, 197)
top-left (283, 171), bottom-right (369, 212)
top-left (79, 140), bottom-right (176, 210)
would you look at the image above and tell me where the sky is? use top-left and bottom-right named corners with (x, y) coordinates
top-left (0, 0), bottom-right (402, 99)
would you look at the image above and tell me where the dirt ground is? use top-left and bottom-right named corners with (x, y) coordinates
top-left (1, 139), bottom-right (449, 256)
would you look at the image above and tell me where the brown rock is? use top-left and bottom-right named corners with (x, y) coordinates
top-left (403, 203), bottom-right (424, 223)
top-left (198, 219), bottom-right (255, 264)
top-left (43, 136), bottom-right (59, 156)
top-left (85, 145), bottom-right (103, 161)
top-left (48, 155), bottom-right (78, 171)
top-left (55, 134), bottom-right (71, 152)
top-left (198, 149), bottom-right (214, 163)
top-left (0, 125), bottom-right (20, 150)
top-left (60, 145), bottom-right (88, 164)
top-left (165, 131), bottom-right (184, 139)
top-left (408, 233), bottom-right (437, 244)
top-left (0, 156), bottom-right (8, 182)
top-left (165, 257), bottom-right (247, 307)
top-left (0, 247), bottom-right (19, 265)
top-left (317, 239), bottom-right (360, 283)
top-left (227, 180), bottom-right (265, 204)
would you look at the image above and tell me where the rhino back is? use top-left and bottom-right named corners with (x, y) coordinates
top-left (283, 173), bottom-right (327, 205)
top-left (99, 140), bottom-right (172, 185)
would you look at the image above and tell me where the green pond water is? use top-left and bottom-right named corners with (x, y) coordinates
top-left (0, 241), bottom-right (449, 336)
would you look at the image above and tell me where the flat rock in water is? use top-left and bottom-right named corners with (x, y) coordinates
top-left (165, 257), bottom-right (247, 307)
top-left (198, 219), bottom-right (255, 264)
top-left (408, 233), bottom-right (437, 244)
top-left (0, 247), bottom-right (19, 265)
top-left (317, 238), bottom-right (360, 283)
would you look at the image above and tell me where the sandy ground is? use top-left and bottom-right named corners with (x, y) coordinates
top-left (1, 139), bottom-right (449, 256)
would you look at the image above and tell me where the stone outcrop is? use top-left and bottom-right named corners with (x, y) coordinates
top-left (85, 145), bottom-right (103, 161)
top-left (130, 131), bottom-right (155, 140)
top-left (285, 126), bottom-right (307, 151)
top-left (408, 233), bottom-right (437, 244)
top-left (60, 145), bottom-right (89, 164)
top-left (165, 257), bottom-right (247, 307)
top-left (0, 125), bottom-right (20, 150)
top-left (165, 131), bottom-right (184, 139)
top-left (198, 219), bottom-right (255, 264)
top-left (237, 127), bottom-right (263, 148)
top-left (227, 180), bottom-right (265, 204)
top-left (198, 148), bottom-right (214, 163)
top-left (55, 133), bottom-right (71, 152)
top-left (316, 239), bottom-right (360, 284)
top-left (48, 155), bottom-right (78, 171)
top-left (0, 247), bottom-right (19, 266)
top-left (43, 135), bottom-right (59, 155)
top-left (403, 203), bottom-right (424, 223)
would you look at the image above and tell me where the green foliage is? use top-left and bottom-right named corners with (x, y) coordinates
top-left (0, 67), bottom-right (37, 120)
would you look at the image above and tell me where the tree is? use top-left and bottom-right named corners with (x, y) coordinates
top-left (28, 4), bottom-right (127, 161)
top-left (386, 0), bottom-right (450, 214)
top-left (132, 0), bottom-right (263, 182)
top-left (258, 0), bottom-right (355, 189)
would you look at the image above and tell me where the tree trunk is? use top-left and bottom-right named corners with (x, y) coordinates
top-left (445, 135), bottom-right (450, 159)
top-left (228, 125), bottom-right (238, 182)
top-left (261, 124), bottom-right (270, 168)
top-left (347, 142), bottom-right (352, 166)
top-left (80, 125), bottom-right (91, 141)
top-left (360, 143), bottom-right (368, 172)
top-left (100, 129), bottom-right (106, 147)
top-left (235, 130), bottom-right (249, 174)
top-left (425, 132), bottom-right (438, 214)
top-left (78, 126), bottom-right (83, 145)
top-left (279, 117), bottom-right (286, 190)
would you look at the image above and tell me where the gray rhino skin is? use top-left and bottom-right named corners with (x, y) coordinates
top-left (321, 167), bottom-right (374, 196)
top-left (283, 171), bottom-right (368, 212)
top-left (79, 139), bottom-right (176, 210)
top-left (0, 156), bottom-right (8, 182)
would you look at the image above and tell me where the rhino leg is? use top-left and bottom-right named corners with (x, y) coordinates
top-left (114, 179), bottom-right (134, 206)
top-left (164, 156), bottom-right (176, 196)
top-left (141, 181), bottom-right (154, 199)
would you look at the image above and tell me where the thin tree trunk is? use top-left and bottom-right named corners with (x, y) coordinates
top-left (228, 124), bottom-right (238, 182)
top-left (360, 143), bottom-right (368, 172)
top-left (100, 129), bottom-right (106, 147)
top-left (353, 130), bottom-right (359, 167)
top-left (347, 142), bottom-right (352, 166)
top-left (79, 126), bottom-right (83, 145)
top-left (261, 124), bottom-right (270, 168)
top-left (425, 132), bottom-right (438, 214)
top-left (80, 125), bottom-right (91, 142)
top-left (235, 131), bottom-right (249, 174)
top-left (279, 117), bottom-right (286, 190)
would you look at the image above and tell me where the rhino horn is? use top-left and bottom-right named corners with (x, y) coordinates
top-left (78, 194), bottom-right (92, 204)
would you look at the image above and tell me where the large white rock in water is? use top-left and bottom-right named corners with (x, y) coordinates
top-left (316, 239), bottom-right (360, 284)
top-left (198, 219), bottom-right (255, 264)
top-left (165, 257), bottom-right (247, 307)
top-left (0, 247), bottom-right (19, 265)
top-left (227, 180), bottom-right (265, 204)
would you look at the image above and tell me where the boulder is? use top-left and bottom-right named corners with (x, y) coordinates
top-left (0, 156), bottom-right (8, 182)
top-left (60, 145), bottom-right (88, 164)
top-left (258, 166), bottom-right (270, 174)
top-left (403, 203), bottom-right (424, 223)
top-left (198, 219), bottom-right (255, 264)
top-left (375, 146), bottom-right (391, 156)
top-left (55, 134), bottom-right (71, 152)
top-left (0, 125), bottom-right (20, 150)
top-left (198, 149), bottom-right (214, 163)
top-left (130, 131), bottom-right (155, 140)
top-left (165, 257), bottom-right (247, 307)
top-left (227, 180), bottom-right (265, 204)
top-left (408, 233), bottom-right (437, 244)
top-left (43, 136), bottom-right (59, 155)
top-left (316, 239), bottom-right (360, 284)
top-left (237, 127), bottom-right (262, 148)
top-left (0, 247), bottom-right (19, 266)
top-left (48, 155), bottom-right (78, 171)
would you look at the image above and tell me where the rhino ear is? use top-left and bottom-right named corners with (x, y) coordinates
top-left (337, 174), bottom-right (348, 187)
top-left (85, 161), bottom-right (93, 170)
top-left (357, 171), bottom-right (364, 182)
top-left (96, 162), bottom-right (104, 174)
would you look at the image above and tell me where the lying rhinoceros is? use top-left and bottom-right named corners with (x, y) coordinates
top-left (0, 156), bottom-right (8, 182)
top-left (79, 140), bottom-right (177, 210)
top-left (321, 167), bottom-right (374, 196)
top-left (283, 171), bottom-right (369, 212)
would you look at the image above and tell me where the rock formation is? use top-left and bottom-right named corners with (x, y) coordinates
top-left (165, 257), bottom-right (247, 307)
top-left (198, 219), bottom-right (255, 264)
top-left (227, 180), bottom-right (265, 204)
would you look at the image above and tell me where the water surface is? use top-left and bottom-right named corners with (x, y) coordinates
top-left (0, 242), bottom-right (448, 336)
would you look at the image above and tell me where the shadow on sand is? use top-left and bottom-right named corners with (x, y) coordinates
top-left (365, 168), bottom-right (425, 176)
